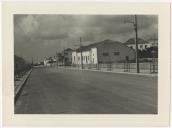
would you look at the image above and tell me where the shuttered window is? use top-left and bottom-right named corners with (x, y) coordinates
top-left (114, 52), bottom-right (120, 55)
top-left (103, 52), bottom-right (109, 56)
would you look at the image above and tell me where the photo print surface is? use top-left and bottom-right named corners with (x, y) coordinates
top-left (14, 14), bottom-right (158, 114)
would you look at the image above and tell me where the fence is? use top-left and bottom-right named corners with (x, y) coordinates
top-left (72, 62), bottom-right (158, 73)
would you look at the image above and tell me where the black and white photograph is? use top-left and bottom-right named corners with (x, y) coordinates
top-left (14, 14), bottom-right (158, 114)
top-left (2, 2), bottom-right (171, 127)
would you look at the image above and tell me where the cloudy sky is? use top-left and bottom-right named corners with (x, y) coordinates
top-left (14, 15), bottom-right (158, 62)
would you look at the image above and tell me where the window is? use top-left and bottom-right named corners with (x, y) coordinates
top-left (145, 45), bottom-right (147, 48)
top-left (102, 52), bottom-right (109, 56)
top-left (125, 56), bottom-right (129, 61)
top-left (74, 56), bottom-right (75, 61)
top-left (88, 56), bottom-right (89, 61)
top-left (130, 46), bottom-right (133, 49)
top-left (140, 45), bottom-right (142, 48)
top-left (114, 52), bottom-right (120, 55)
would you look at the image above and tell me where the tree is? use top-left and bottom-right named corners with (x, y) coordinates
top-left (14, 55), bottom-right (32, 77)
top-left (138, 46), bottom-right (158, 58)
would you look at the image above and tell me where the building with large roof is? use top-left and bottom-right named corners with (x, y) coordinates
top-left (72, 39), bottom-right (135, 66)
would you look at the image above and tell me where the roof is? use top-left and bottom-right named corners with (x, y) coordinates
top-left (147, 38), bottom-right (158, 42)
top-left (124, 38), bottom-right (150, 45)
top-left (64, 48), bottom-right (73, 51)
top-left (76, 39), bottom-right (122, 52)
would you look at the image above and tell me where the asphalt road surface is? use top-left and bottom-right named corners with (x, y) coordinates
top-left (15, 67), bottom-right (157, 114)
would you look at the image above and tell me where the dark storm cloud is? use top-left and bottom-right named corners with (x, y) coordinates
top-left (14, 15), bottom-right (158, 62)
top-left (37, 32), bottom-right (67, 40)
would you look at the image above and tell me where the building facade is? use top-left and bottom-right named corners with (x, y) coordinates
top-left (72, 39), bottom-right (135, 66)
top-left (147, 38), bottom-right (158, 47)
top-left (124, 38), bottom-right (152, 50)
top-left (44, 57), bottom-right (57, 67)
top-left (61, 48), bottom-right (73, 66)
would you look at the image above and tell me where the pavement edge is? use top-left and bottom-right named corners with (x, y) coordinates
top-left (14, 68), bottom-right (33, 104)
top-left (58, 67), bottom-right (157, 77)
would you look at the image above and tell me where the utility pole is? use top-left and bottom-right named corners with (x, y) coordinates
top-left (134, 15), bottom-right (140, 73)
top-left (63, 47), bottom-right (65, 67)
top-left (153, 33), bottom-right (156, 61)
top-left (80, 37), bottom-right (83, 69)
top-left (125, 15), bottom-right (140, 73)
top-left (152, 33), bottom-right (156, 73)
top-left (31, 57), bottom-right (33, 68)
top-left (56, 52), bottom-right (58, 68)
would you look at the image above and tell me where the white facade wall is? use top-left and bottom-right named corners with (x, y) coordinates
top-left (72, 48), bottom-right (98, 65)
top-left (82, 51), bottom-right (91, 64)
top-left (72, 51), bottom-right (82, 65)
top-left (72, 51), bottom-right (77, 65)
top-left (90, 48), bottom-right (98, 64)
top-left (76, 52), bottom-right (81, 64)
top-left (75, 51), bottom-right (91, 65)
top-left (44, 60), bottom-right (51, 66)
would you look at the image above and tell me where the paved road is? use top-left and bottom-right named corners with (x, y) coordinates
top-left (15, 67), bottom-right (157, 114)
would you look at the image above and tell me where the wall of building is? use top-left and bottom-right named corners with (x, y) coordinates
top-left (72, 49), bottom-right (98, 65)
top-left (82, 51), bottom-right (91, 64)
top-left (90, 48), bottom-right (98, 64)
top-left (63, 50), bottom-right (72, 65)
top-left (148, 40), bottom-right (158, 47)
top-left (44, 60), bottom-right (51, 66)
top-left (72, 51), bottom-right (77, 65)
top-left (127, 43), bottom-right (152, 50)
top-left (97, 43), bottom-right (135, 63)
top-left (72, 42), bottom-right (135, 65)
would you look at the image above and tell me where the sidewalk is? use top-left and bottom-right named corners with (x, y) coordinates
top-left (57, 66), bottom-right (157, 77)
top-left (14, 69), bottom-right (33, 103)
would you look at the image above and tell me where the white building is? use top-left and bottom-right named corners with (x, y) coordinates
top-left (147, 38), bottom-right (158, 47)
top-left (44, 59), bottom-right (51, 66)
top-left (124, 38), bottom-right (152, 50)
top-left (72, 39), bottom-right (135, 66)
top-left (72, 48), bottom-right (98, 65)
top-left (43, 57), bottom-right (56, 67)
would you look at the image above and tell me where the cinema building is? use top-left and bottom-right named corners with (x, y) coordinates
top-left (72, 39), bottom-right (135, 66)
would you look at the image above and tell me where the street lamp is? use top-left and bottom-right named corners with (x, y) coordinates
top-left (124, 15), bottom-right (140, 73)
